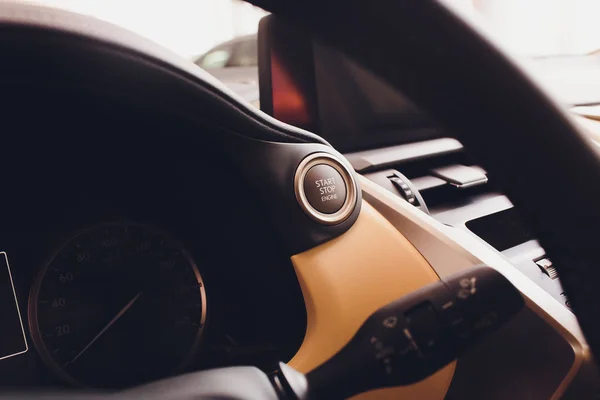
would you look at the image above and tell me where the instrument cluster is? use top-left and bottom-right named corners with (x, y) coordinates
top-left (0, 157), bottom-right (306, 389)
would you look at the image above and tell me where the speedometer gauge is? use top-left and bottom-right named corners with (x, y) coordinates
top-left (28, 222), bottom-right (207, 388)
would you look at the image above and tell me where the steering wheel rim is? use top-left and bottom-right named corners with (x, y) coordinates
top-left (249, 0), bottom-right (600, 364)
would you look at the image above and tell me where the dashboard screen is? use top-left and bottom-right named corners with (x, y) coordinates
top-left (0, 253), bottom-right (27, 360)
top-left (311, 43), bottom-right (436, 149)
top-left (258, 15), bottom-right (441, 152)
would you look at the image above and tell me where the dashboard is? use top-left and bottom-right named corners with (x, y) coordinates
top-left (0, 150), bottom-right (306, 389)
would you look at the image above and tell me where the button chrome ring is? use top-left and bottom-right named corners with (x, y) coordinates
top-left (294, 152), bottom-right (357, 225)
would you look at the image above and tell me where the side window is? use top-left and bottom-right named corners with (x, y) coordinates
top-left (229, 39), bottom-right (258, 67)
top-left (197, 48), bottom-right (231, 69)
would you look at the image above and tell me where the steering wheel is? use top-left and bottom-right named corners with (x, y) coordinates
top-left (0, 0), bottom-right (598, 399)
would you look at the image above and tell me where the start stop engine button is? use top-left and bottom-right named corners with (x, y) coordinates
top-left (303, 164), bottom-right (347, 214)
top-left (294, 153), bottom-right (357, 225)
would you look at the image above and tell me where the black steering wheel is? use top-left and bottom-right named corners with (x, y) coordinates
top-left (0, 0), bottom-right (597, 399)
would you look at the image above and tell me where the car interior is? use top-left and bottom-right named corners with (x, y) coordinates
top-left (1, 0), bottom-right (600, 399)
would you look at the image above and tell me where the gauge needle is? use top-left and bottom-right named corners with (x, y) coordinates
top-left (71, 292), bottom-right (142, 364)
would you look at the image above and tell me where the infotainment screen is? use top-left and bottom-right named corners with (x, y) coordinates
top-left (258, 15), bottom-right (441, 152)
top-left (0, 253), bottom-right (27, 360)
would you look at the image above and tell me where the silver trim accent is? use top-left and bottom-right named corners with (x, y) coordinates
top-left (359, 175), bottom-right (589, 398)
top-left (448, 176), bottom-right (488, 189)
top-left (0, 252), bottom-right (28, 361)
top-left (294, 153), bottom-right (357, 225)
top-left (431, 164), bottom-right (488, 189)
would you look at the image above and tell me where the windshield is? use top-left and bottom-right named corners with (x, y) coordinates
top-left (440, 0), bottom-right (600, 105)
top-left (27, 0), bottom-right (600, 105)
top-left (442, 0), bottom-right (600, 57)
top-left (28, 0), bottom-right (600, 57)
top-left (25, 0), bottom-right (267, 60)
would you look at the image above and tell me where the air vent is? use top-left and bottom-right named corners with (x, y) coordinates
top-left (349, 138), bottom-right (493, 213)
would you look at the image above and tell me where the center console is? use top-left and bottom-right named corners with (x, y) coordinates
top-left (345, 138), bottom-right (571, 312)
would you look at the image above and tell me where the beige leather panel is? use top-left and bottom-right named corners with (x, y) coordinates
top-left (289, 201), bottom-right (455, 399)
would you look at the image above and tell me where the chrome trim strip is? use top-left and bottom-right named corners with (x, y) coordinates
top-left (0, 252), bottom-right (28, 361)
